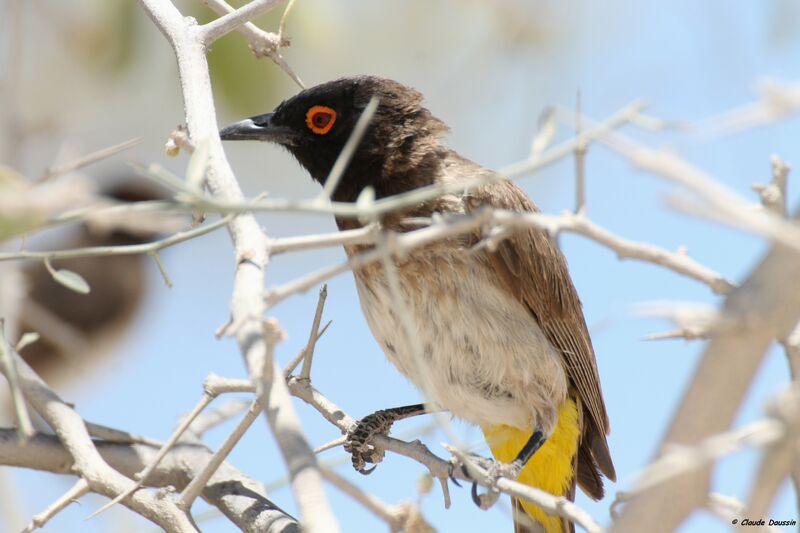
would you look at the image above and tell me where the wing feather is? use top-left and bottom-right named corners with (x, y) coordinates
top-left (463, 175), bottom-right (615, 483)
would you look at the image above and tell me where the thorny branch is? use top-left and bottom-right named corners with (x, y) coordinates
top-left (136, 0), bottom-right (337, 531)
top-left (4, 1), bottom-right (800, 528)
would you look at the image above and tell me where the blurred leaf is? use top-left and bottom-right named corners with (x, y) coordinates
top-left (45, 260), bottom-right (92, 295)
top-left (15, 332), bottom-right (40, 352)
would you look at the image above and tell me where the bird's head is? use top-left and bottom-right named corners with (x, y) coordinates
top-left (220, 76), bottom-right (448, 201)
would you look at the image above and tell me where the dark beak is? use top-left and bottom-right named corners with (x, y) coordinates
top-left (219, 112), bottom-right (296, 144)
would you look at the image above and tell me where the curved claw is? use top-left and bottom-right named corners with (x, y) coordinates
top-left (446, 462), bottom-right (463, 487)
top-left (471, 481), bottom-right (482, 507)
top-left (359, 463), bottom-right (378, 475)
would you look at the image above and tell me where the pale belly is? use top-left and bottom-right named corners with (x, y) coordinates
top-left (354, 249), bottom-right (568, 434)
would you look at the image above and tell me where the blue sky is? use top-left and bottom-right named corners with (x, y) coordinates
top-left (5, 1), bottom-right (800, 532)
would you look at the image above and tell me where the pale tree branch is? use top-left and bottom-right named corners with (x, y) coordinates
top-left (266, 207), bottom-right (734, 308)
top-left (299, 284), bottom-right (328, 380)
top-left (0, 340), bottom-right (196, 531)
top-left (199, 0), bottom-right (286, 46)
top-left (22, 479), bottom-right (90, 533)
top-left (320, 466), bottom-right (431, 532)
top-left (137, 1), bottom-right (336, 530)
top-left (0, 429), bottom-right (299, 533)
top-left (200, 0), bottom-right (303, 88)
top-left (177, 398), bottom-right (263, 510)
top-left (613, 204), bottom-right (800, 532)
top-left (0, 214), bottom-right (233, 262)
top-left (284, 377), bottom-right (606, 533)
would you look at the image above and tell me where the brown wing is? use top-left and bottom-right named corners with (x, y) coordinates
top-left (462, 175), bottom-right (616, 492)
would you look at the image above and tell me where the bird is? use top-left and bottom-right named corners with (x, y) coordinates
top-left (15, 183), bottom-right (177, 388)
top-left (220, 75), bottom-right (615, 533)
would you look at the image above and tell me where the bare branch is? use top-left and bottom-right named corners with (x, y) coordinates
top-left (752, 155), bottom-right (790, 217)
top-left (137, 1), bottom-right (335, 528)
top-left (320, 466), bottom-right (431, 532)
top-left (200, 0), bottom-right (286, 46)
top-left (613, 207), bottom-right (800, 532)
top-left (0, 214), bottom-right (233, 262)
top-left (0, 339), bottom-right (196, 530)
top-left (269, 225), bottom-right (377, 255)
top-left (200, 0), bottom-right (303, 87)
top-left (0, 320), bottom-right (34, 442)
top-left (22, 479), bottom-right (90, 533)
top-left (43, 137), bottom-right (142, 179)
top-left (0, 430), bottom-right (298, 532)
top-left (699, 79), bottom-right (800, 137)
top-left (178, 399), bottom-right (263, 510)
top-left (299, 284), bottom-right (328, 380)
top-left (600, 130), bottom-right (800, 254)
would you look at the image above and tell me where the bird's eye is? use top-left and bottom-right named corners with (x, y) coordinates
top-left (305, 105), bottom-right (337, 134)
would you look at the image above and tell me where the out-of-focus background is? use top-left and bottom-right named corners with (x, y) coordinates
top-left (2, 1), bottom-right (800, 531)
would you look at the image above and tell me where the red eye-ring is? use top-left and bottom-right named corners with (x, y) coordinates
top-left (306, 105), bottom-right (337, 134)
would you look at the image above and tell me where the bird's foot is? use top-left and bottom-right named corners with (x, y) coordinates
top-left (486, 458), bottom-right (523, 481)
top-left (450, 453), bottom-right (522, 509)
top-left (344, 410), bottom-right (398, 475)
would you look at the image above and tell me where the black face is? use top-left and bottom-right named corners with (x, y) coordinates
top-left (220, 76), bottom-right (448, 202)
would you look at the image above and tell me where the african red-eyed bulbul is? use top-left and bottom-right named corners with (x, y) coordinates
top-left (220, 76), bottom-right (615, 533)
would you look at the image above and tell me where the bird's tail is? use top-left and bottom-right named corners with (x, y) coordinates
top-left (482, 398), bottom-right (581, 533)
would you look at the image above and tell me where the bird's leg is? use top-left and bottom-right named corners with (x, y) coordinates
top-left (460, 429), bottom-right (547, 507)
top-left (344, 403), bottom-right (428, 474)
top-left (493, 429), bottom-right (546, 478)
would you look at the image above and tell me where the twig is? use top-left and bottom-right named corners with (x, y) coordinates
top-left (746, 386), bottom-right (800, 520)
top-left (286, 376), bottom-right (604, 531)
top-left (0, 337), bottom-right (196, 530)
top-left (752, 155), bottom-right (790, 217)
top-left (320, 97), bottom-right (380, 199)
top-left (0, 430), bottom-right (297, 532)
top-left (599, 130), bottom-right (800, 254)
top-left (501, 99), bottom-right (647, 178)
top-left (22, 479), bottom-right (90, 533)
top-left (138, 1), bottom-right (335, 523)
top-left (698, 79), bottom-right (800, 137)
top-left (269, 225), bottom-right (377, 255)
top-left (320, 466), bottom-right (430, 532)
top-left (178, 398), bottom-right (263, 510)
top-left (0, 320), bottom-right (34, 442)
top-left (613, 205), bottom-right (800, 532)
top-left (637, 302), bottom-right (718, 341)
top-left (187, 398), bottom-right (252, 438)
top-left (631, 418), bottom-right (784, 495)
top-left (90, 372), bottom-right (257, 518)
top-left (255, 319), bottom-right (337, 532)
top-left (574, 90), bottom-right (587, 214)
top-left (84, 421), bottom-right (163, 448)
top-left (283, 320), bottom-right (331, 377)
top-left (0, 214), bottom-right (234, 262)
top-left (299, 284), bottom-right (327, 380)
top-left (267, 208), bottom-right (734, 307)
top-left (88, 391), bottom-right (216, 519)
top-left (200, 0), bottom-right (286, 46)
top-left (42, 138), bottom-right (142, 179)
top-left (782, 322), bottom-right (800, 383)
top-left (200, 0), bottom-right (303, 88)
